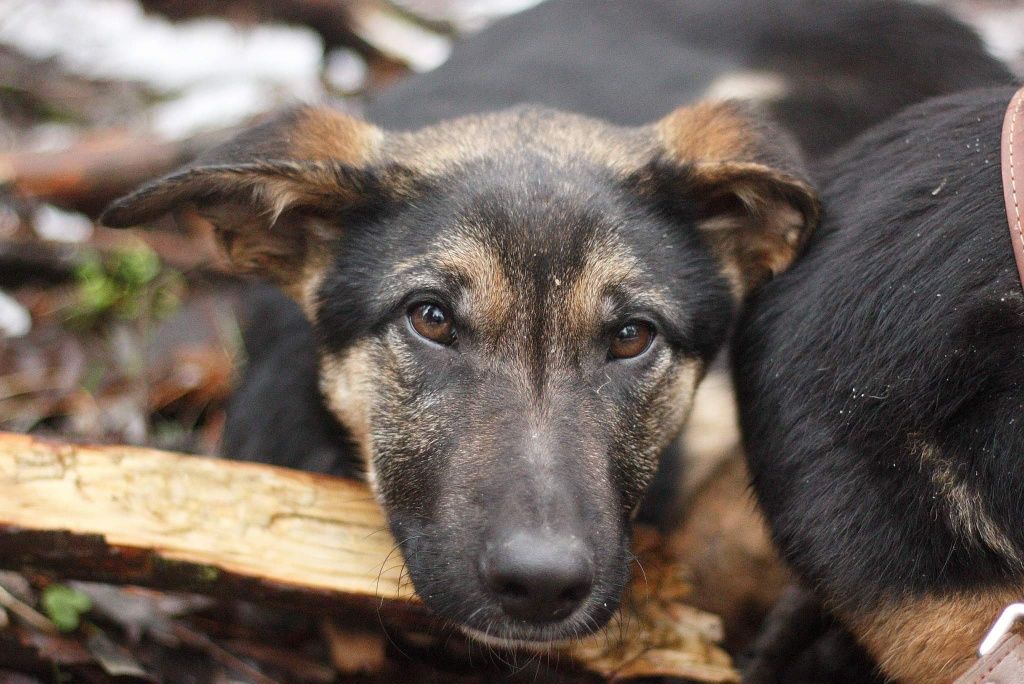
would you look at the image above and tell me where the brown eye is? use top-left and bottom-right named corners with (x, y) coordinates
top-left (609, 321), bottom-right (654, 359)
top-left (409, 303), bottom-right (456, 345)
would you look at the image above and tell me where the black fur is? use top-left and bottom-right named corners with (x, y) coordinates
top-left (735, 85), bottom-right (1024, 619)
top-left (369, 0), bottom-right (1011, 156)
top-left (222, 285), bottom-right (360, 474)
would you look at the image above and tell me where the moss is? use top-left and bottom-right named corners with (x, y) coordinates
top-left (155, 557), bottom-right (221, 586)
top-left (68, 244), bottom-right (183, 330)
top-left (40, 584), bottom-right (92, 633)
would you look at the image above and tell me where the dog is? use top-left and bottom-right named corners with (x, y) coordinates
top-left (101, 0), bottom-right (1010, 653)
top-left (735, 84), bottom-right (1024, 683)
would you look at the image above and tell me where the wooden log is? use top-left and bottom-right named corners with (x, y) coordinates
top-left (0, 431), bottom-right (739, 682)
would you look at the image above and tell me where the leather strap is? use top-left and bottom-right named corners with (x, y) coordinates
top-left (1002, 86), bottom-right (1024, 292)
top-left (954, 634), bottom-right (1024, 684)
top-left (948, 90), bottom-right (1024, 683)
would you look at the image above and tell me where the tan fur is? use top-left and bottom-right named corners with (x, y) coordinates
top-left (657, 101), bottom-right (759, 163)
top-left (382, 108), bottom-right (654, 178)
top-left (320, 342), bottom-right (375, 477)
top-left (564, 237), bottom-right (657, 339)
top-left (654, 358), bottom-right (703, 449)
top-left (695, 193), bottom-right (807, 295)
top-left (618, 353), bottom-right (705, 506)
top-left (197, 199), bottom-right (310, 285)
top-left (296, 243), bottom-right (333, 318)
top-left (566, 243), bottom-right (640, 313)
top-left (655, 103), bottom-right (819, 294)
top-left (380, 232), bottom-right (519, 357)
top-left (846, 589), bottom-right (1024, 683)
top-left (911, 438), bottom-right (1024, 569)
top-left (284, 107), bottom-right (383, 163)
top-left (433, 232), bottom-right (514, 340)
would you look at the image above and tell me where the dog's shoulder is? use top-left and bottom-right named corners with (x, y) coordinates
top-left (736, 84), bottom-right (1024, 603)
top-left (735, 85), bottom-right (1024, 680)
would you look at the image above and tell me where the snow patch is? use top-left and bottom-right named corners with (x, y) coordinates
top-left (0, 291), bottom-right (31, 338)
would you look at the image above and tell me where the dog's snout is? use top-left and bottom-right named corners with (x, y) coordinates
top-left (480, 531), bottom-right (594, 624)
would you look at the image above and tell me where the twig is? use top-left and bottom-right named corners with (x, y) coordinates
top-left (0, 582), bottom-right (57, 635)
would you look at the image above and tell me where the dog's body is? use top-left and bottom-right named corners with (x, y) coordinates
top-left (736, 85), bottom-right (1024, 683)
top-left (370, 0), bottom-right (1011, 157)
top-left (103, 0), bottom-right (1012, 658)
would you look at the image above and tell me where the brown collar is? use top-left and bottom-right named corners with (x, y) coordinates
top-left (950, 89), bottom-right (1024, 683)
top-left (956, 604), bottom-right (1024, 684)
top-left (1002, 85), bottom-right (1024, 292)
top-left (955, 633), bottom-right (1024, 684)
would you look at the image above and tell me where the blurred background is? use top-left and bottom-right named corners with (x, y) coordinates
top-left (0, 1), bottom-right (1020, 682)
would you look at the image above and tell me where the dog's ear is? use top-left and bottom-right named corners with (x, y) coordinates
top-left (641, 101), bottom-right (820, 295)
top-left (101, 106), bottom-right (384, 298)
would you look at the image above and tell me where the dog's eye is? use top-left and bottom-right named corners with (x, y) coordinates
top-left (609, 321), bottom-right (654, 360)
top-left (409, 302), bottom-right (456, 345)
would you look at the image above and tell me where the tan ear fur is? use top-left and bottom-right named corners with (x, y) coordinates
top-left (100, 106), bottom-right (382, 293)
top-left (656, 101), bottom-right (821, 294)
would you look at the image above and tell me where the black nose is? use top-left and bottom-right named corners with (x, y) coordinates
top-left (479, 531), bottom-right (595, 623)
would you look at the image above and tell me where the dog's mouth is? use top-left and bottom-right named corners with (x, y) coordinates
top-left (398, 553), bottom-right (625, 647)
top-left (407, 564), bottom-right (626, 648)
top-left (453, 596), bottom-right (620, 649)
top-left (457, 625), bottom-right (574, 650)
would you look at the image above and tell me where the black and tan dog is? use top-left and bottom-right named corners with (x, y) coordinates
top-left (102, 0), bottom-right (1010, 654)
top-left (736, 84), bottom-right (1024, 683)
top-left (105, 93), bottom-right (817, 646)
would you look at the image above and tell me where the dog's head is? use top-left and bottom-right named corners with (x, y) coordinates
top-left (103, 102), bottom-right (817, 644)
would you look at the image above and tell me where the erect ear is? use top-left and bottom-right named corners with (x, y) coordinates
top-left (100, 106), bottom-right (385, 299)
top-left (645, 101), bottom-right (820, 296)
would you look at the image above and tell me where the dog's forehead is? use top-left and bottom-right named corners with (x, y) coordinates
top-left (372, 137), bottom-right (694, 341)
top-left (380, 106), bottom-right (656, 174)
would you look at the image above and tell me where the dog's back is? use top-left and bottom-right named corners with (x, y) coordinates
top-left (735, 85), bottom-right (1024, 683)
top-left (369, 0), bottom-right (1012, 155)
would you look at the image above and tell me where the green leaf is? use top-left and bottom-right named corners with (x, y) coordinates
top-left (41, 585), bottom-right (92, 633)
